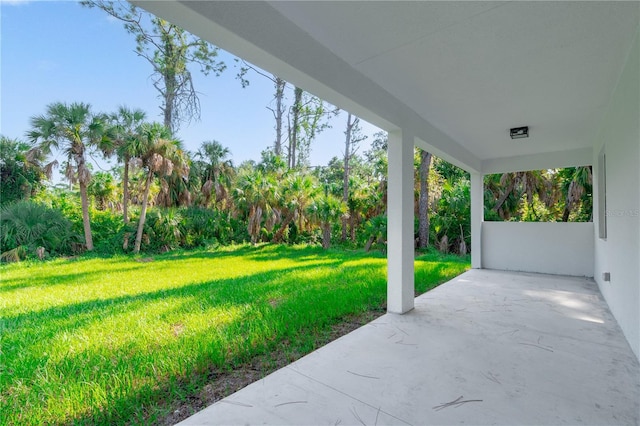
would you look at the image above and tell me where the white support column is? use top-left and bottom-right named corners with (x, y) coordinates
top-left (387, 129), bottom-right (415, 314)
top-left (470, 172), bottom-right (483, 269)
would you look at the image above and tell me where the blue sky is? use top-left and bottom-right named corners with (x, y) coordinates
top-left (1, 0), bottom-right (378, 178)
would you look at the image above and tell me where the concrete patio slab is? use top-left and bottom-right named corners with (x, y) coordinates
top-left (177, 269), bottom-right (640, 425)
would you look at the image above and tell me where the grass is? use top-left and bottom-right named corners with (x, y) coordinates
top-left (0, 244), bottom-right (469, 425)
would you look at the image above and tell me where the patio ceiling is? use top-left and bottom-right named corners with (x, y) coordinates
top-left (134, 1), bottom-right (639, 173)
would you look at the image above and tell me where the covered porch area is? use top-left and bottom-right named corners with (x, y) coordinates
top-left (134, 1), bottom-right (640, 361)
top-left (131, 2), bottom-right (640, 423)
top-left (178, 269), bottom-right (640, 425)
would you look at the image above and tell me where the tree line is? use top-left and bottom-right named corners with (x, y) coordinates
top-left (0, 1), bottom-right (592, 261)
top-left (0, 109), bottom-right (592, 262)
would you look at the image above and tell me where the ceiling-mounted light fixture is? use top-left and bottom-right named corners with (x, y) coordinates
top-left (510, 126), bottom-right (529, 139)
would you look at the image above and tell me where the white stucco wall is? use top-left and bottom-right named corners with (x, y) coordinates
top-left (593, 27), bottom-right (640, 360)
top-left (482, 222), bottom-right (594, 277)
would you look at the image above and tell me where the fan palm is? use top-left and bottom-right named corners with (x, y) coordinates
top-left (133, 123), bottom-right (187, 253)
top-left (364, 214), bottom-right (387, 252)
top-left (308, 194), bottom-right (347, 249)
top-left (1, 201), bottom-right (77, 260)
top-left (88, 171), bottom-right (118, 210)
top-left (233, 169), bottom-right (276, 244)
top-left (155, 162), bottom-right (194, 208)
top-left (560, 166), bottom-right (593, 222)
top-left (195, 140), bottom-right (234, 208)
top-left (273, 173), bottom-right (318, 243)
top-left (0, 136), bottom-right (46, 205)
top-left (27, 102), bottom-right (109, 250)
top-left (108, 106), bottom-right (147, 223)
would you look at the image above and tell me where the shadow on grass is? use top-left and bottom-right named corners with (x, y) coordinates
top-left (0, 245), bottom-right (324, 293)
top-left (2, 258), bottom-right (343, 344)
top-left (1, 257), bottom-right (349, 407)
top-left (159, 244), bottom-right (379, 264)
top-left (50, 262), bottom-right (390, 425)
top-left (2, 246), bottom-right (468, 425)
top-left (0, 265), bottom-right (146, 293)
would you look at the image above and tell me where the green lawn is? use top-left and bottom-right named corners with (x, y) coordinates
top-left (0, 244), bottom-right (469, 425)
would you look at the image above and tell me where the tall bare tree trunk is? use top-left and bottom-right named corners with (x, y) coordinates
top-left (163, 67), bottom-right (177, 134)
top-left (418, 150), bottom-right (432, 249)
top-left (123, 156), bottom-right (130, 224)
top-left (274, 77), bottom-right (286, 156)
top-left (248, 206), bottom-right (263, 245)
top-left (562, 180), bottom-right (580, 222)
top-left (164, 90), bottom-right (174, 134)
top-left (75, 151), bottom-right (94, 251)
top-left (79, 180), bottom-right (94, 251)
top-left (288, 87), bottom-right (303, 169)
top-left (322, 223), bottom-right (331, 249)
top-left (342, 113), bottom-right (356, 241)
top-left (134, 172), bottom-right (154, 254)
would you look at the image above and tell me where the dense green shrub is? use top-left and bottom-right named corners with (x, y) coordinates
top-left (363, 214), bottom-right (387, 252)
top-left (0, 136), bottom-right (44, 206)
top-left (0, 201), bottom-right (80, 260)
top-left (180, 207), bottom-right (227, 248)
top-left (36, 188), bottom-right (131, 254)
top-left (142, 207), bottom-right (239, 253)
top-left (36, 188), bottom-right (85, 234)
top-left (142, 208), bottom-right (184, 252)
top-left (431, 179), bottom-right (470, 254)
top-left (91, 209), bottom-right (129, 254)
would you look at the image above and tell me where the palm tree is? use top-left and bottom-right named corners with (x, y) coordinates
top-left (88, 171), bottom-right (118, 210)
top-left (418, 149), bottom-right (433, 248)
top-left (485, 172), bottom-right (521, 220)
top-left (485, 170), bottom-right (560, 221)
top-left (27, 102), bottom-right (109, 250)
top-left (0, 200), bottom-right (77, 261)
top-left (432, 179), bottom-right (470, 254)
top-left (108, 106), bottom-right (146, 224)
top-left (364, 214), bottom-right (387, 252)
top-left (257, 150), bottom-right (287, 176)
top-left (273, 173), bottom-right (318, 243)
top-left (518, 170), bottom-right (557, 221)
top-left (195, 140), bottom-right (234, 207)
top-left (308, 194), bottom-right (347, 249)
top-left (233, 169), bottom-right (276, 244)
top-left (133, 123), bottom-right (187, 253)
top-left (346, 175), bottom-right (379, 242)
top-left (560, 166), bottom-right (592, 222)
top-left (155, 156), bottom-right (195, 208)
top-left (0, 136), bottom-right (46, 205)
